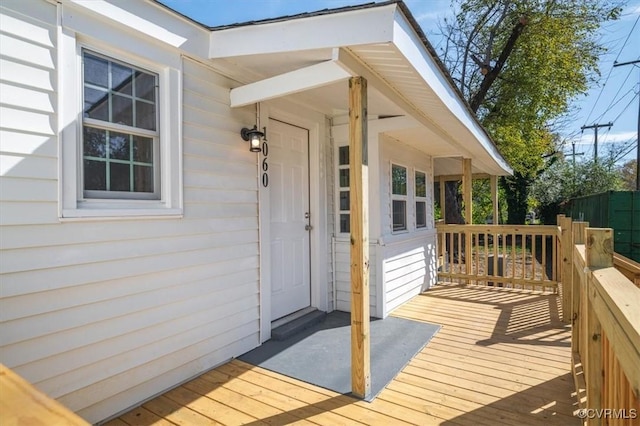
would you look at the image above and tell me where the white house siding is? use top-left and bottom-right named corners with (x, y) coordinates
top-left (0, 2), bottom-right (58, 226)
top-left (379, 135), bottom-right (437, 316)
top-left (331, 121), bottom-right (380, 317)
top-left (326, 118), bottom-right (336, 312)
top-left (381, 234), bottom-right (437, 315)
top-left (0, 3), bottom-right (260, 423)
top-left (334, 240), bottom-right (378, 314)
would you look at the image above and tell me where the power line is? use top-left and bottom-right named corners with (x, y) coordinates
top-left (583, 68), bottom-right (614, 125)
top-left (614, 14), bottom-right (639, 63)
top-left (612, 59), bottom-right (640, 189)
top-left (611, 91), bottom-right (639, 124)
top-left (599, 126), bottom-right (613, 145)
top-left (614, 141), bottom-right (638, 163)
top-left (583, 13), bottom-right (639, 126)
top-left (593, 67), bottom-right (635, 123)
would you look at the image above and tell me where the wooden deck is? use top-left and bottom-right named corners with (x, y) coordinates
top-left (105, 284), bottom-right (579, 425)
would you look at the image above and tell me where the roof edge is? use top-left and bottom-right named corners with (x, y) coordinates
top-left (153, 0), bottom-right (511, 174)
top-left (393, 2), bottom-right (511, 174)
top-left (208, 1), bottom-right (400, 31)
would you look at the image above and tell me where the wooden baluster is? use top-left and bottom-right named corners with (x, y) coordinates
top-left (512, 232), bottom-right (516, 286)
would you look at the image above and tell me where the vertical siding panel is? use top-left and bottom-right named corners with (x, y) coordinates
top-left (326, 118), bottom-right (336, 311)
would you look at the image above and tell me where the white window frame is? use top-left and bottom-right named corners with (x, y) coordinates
top-left (415, 169), bottom-right (427, 229)
top-left (59, 31), bottom-right (182, 219)
top-left (336, 144), bottom-right (350, 235)
top-left (390, 162), bottom-right (408, 233)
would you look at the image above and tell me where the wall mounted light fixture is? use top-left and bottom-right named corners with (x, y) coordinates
top-left (240, 125), bottom-right (264, 153)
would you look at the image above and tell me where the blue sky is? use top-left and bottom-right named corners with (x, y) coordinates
top-left (160, 0), bottom-right (639, 163)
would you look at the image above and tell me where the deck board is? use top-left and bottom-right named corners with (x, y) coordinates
top-left (106, 284), bottom-right (579, 425)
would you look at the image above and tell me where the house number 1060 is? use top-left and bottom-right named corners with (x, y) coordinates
top-left (261, 139), bottom-right (269, 187)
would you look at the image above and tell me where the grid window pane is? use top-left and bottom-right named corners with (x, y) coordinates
top-left (83, 127), bottom-right (107, 158)
top-left (84, 159), bottom-right (106, 190)
top-left (338, 146), bottom-right (349, 165)
top-left (112, 94), bottom-right (133, 126)
top-left (84, 87), bottom-right (109, 120)
top-left (416, 201), bottom-right (426, 228)
top-left (339, 169), bottom-right (350, 187)
top-left (133, 136), bottom-right (153, 163)
top-left (392, 164), bottom-right (407, 195)
top-left (133, 165), bottom-right (154, 193)
top-left (135, 101), bottom-right (156, 131)
top-left (110, 162), bottom-right (131, 192)
top-left (135, 71), bottom-right (155, 101)
top-left (109, 132), bottom-right (130, 160)
top-left (84, 53), bottom-right (108, 87)
top-left (415, 171), bottom-right (426, 198)
top-left (340, 191), bottom-right (350, 211)
top-left (340, 214), bottom-right (350, 233)
top-left (111, 62), bottom-right (133, 95)
top-left (393, 200), bottom-right (406, 231)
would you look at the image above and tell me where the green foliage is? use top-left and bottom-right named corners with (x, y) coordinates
top-left (619, 159), bottom-right (638, 191)
top-left (530, 157), bottom-right (622, 223)
top-left (434, 203), bottom-right (443, 221)
top-left (472, 179), bottom-right (492, 224)
top-left (441, 0), bottom-right (622, 222)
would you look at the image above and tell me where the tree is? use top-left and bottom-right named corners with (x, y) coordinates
top-left (619, 159), bottom-right (638, 191)
top-left (439, 0), bottom-right (622, 223)
top-left (472, 178), bottom-right (507, 224)
top-left (531, 156), bottom-right (622, 223)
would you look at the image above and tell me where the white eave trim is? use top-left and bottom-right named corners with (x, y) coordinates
top-left (391, 9), bottom-right (512, 175)
top-left (209, 4), bottom-right (397, 59)
top-left (61, 0), bottom-right (211, 57)
top-left (230, 58), bottom-right (354, 107)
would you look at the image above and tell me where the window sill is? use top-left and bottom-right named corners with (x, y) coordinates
top-left (61, 206), bottom-right (183, 221)
top-left (392, 229), bottom-right (409, 235)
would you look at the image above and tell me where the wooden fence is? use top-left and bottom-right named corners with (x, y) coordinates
top-left (436, 223), bottom-right (560, 292)
top-left (562, 218), bottom-right (640, 425)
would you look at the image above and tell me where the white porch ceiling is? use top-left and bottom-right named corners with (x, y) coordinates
top-left (208, 2), bottom-right (511, 177)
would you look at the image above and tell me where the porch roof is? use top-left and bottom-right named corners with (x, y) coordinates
top-left (207, 1), bottom-right (512, 177)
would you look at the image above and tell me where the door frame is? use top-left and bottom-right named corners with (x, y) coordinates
top-left (258, 101), bottom-right (328, 343)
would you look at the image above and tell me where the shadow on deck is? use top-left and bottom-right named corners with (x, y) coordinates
top-left (105, 284), bottom-right (579, 426)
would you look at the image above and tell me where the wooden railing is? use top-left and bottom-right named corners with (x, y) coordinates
top-left (436, 223), bottom-right (560, 292)
top-left (613, 253), bottom-right (640, 289)
top-left (437, 219), bottom-right (640, 422)
top-left (0, 364), bottom-right (88, 425)
top-left (564, 220), bottom-right (640, 424)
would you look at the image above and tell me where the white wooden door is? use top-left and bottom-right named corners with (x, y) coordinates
top-left (269, 119), bottom-right (311, 321)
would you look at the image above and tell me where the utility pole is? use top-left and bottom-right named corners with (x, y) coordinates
top-left (568, 141), bottom-right (585, 167)
top-left (581, 122), bottom-right (612, 163)
top-left (613, 59), bottom-right (640, 190)
top-left (566, 141), bottom-right (584, 192)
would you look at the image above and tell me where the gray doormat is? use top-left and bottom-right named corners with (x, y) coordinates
top-left (239, 311), bottom-right (440, 401)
